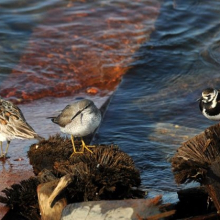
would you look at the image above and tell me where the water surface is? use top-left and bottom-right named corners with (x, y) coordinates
top-left (0, 0), bottom-right (160, 101)
top-left (94, 0), bottom-right (220, 202)
top-left (1, 0), bottom-right (220, 212)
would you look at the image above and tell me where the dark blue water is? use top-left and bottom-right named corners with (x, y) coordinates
top-left (1, 0), bottom-right (220, 204)
top-left (0, 0), bottom-right (61, 77)
top-left (93, 0), bottom-right (220, 202)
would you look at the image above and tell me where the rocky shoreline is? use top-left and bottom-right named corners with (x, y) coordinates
top-left (1, 123), bottom-right (220, 219)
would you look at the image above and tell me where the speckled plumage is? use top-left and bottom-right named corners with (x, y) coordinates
top-left (0, 98), bottom-right (43, 157)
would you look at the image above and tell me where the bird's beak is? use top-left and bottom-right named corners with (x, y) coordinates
top-left (196, 97), bottom-right (202, 102)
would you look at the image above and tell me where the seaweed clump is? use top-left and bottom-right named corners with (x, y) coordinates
top-left (171, 123), bottom-right (220, 213)
top-left (0, 134), bottom-right (144, 219)
top-left (54, 145), bottom-right (143, 202)
top-left (171, 123), bottom-right (220, 184)
top-left (0, 178), bottom-right (40, 220)
top-left (27, 134), bottom-right (73, 175)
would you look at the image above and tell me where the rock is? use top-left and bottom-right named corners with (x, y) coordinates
top-left (61, 196), bottom-right (175, 220)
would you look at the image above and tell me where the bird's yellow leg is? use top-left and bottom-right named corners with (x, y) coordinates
top-left (0, 141), bottom-right (3, 157)
top-left (4, 140), bottom-right (10, 157)
top-left (81, 138), bottom-right (95, 154)
top-left (70, 135), bottom-right (83, 156)
top-left (71, 135), bottom-right (77, 153)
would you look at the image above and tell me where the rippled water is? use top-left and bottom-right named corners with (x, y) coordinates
top-left (0, 0), bottom-right (160, 101)
top-left (1, 0), bottom-right (220, 210)
top-left (94, 0), bottom-right (220, 202)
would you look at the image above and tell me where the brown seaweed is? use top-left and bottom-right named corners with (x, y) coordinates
top-left (0, 178), bottom-right (40, 220)
top-left (0, 135), bottom-right (144, 219)
top-left (171, 123), bottom-right (220, 212)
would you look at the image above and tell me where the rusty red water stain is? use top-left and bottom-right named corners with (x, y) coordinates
top-left (0, 1), bottom-right (160, 104)
top-left (0, 156), bottom-right (34, 219)
top-left (86, 87), bottom-right (99, 95)
top-left (0, 206), bottom-right (9, 219)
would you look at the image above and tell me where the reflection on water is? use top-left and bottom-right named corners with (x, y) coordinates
top-left (94, 0), bottom-right (220, 202)
top-left (0, 0), bottom-right (61, 76)
top-left (0, 0), bottom-right (161, 102)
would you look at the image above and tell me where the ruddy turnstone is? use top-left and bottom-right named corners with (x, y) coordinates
top-left (0, 98), bottom-right (43, 158)
top-left (198, 88), bottom-right (220, 120)
top-left (48, 99), bottom-right (101, 154)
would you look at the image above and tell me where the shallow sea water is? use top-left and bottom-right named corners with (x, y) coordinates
top-left (1, 0), bottom-right (220, 215)
top-left (94, 0), bottom-right (220, 202)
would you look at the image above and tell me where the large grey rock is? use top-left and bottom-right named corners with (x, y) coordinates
top-left (61, 197), bottom-right (172, 220)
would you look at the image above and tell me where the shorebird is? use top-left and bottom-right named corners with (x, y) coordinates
top-left (48, 99), bottom-right (101, 155)
top-left (0, 98), bottom-right (43, 158)
top-left (198, 88), bottom-right (220, 121)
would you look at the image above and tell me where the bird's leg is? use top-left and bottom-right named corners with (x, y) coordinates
top-left (71, 135), bottom-right (77, 153)
top-left (70, 135), bottom-right (83, 156)
top-left (81, 138), bottom-right (95, 154)
top-left (4, 140), bottom-right (10, 157)
top-left (0, 141), bottom-right (3, 157)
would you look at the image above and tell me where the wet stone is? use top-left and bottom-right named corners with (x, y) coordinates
top-left (61, 197), bottom-right (165, 220)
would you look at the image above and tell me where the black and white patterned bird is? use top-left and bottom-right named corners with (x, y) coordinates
top-left (198, 88), bottom-right (220, 121)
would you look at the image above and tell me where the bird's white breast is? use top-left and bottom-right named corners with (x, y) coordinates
top-left (0, 133), bottom-right (8, 142)
top-left (60, 110), bottom-right (101, 137)
top-left (202, 109), bottom-right (220, 121)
